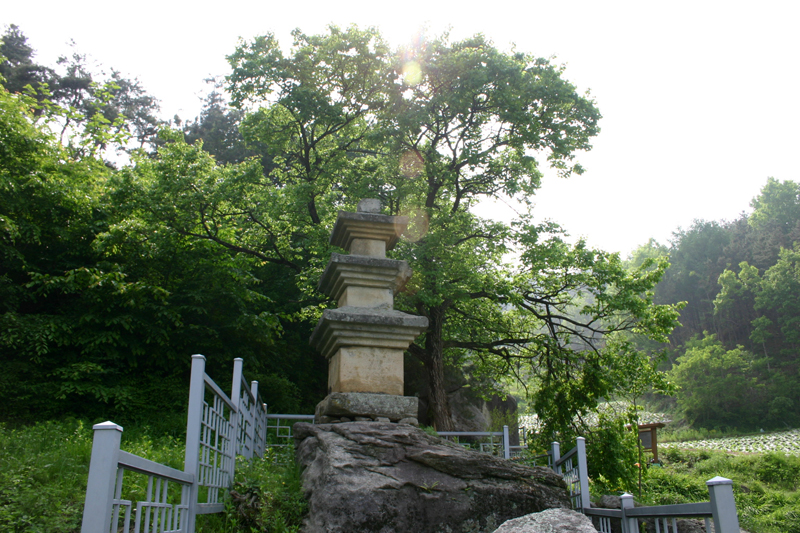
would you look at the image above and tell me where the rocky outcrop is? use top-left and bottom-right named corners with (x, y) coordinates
top-left (492, 508), bottom-right (598, 532)
top-left (294, 421), bottom-right (569, 533)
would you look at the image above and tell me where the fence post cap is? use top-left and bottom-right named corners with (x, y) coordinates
top-left (234, 357), bottom-right (244, 362)
top-left (706, 476), bottom-right (733, 486)
top-left (92, 421), bottom-right (123, 432)
top-left (620, 493), bottom-right (634, 499)
top-left (191, 353), bottom-right (207, 361)
top-left (577, 436), bottom-right (586, 442)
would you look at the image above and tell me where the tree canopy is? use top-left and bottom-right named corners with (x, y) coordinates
top-left (1, 25), bottom-right (683, 440)
top-left (629, 177), bottom-right (800, 430)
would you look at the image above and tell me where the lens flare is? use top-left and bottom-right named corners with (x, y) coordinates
top-left (400, 208), bottom-right (429, 242)
top-left (402, 61), bottom-right (422, 85)
top-left (399, 150), bottom-right (424, 178)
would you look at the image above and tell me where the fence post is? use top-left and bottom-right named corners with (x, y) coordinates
top-left (231, 358), bottom-right (244, 461)
top-left (251, 380), bottom-right (264, 457)
top-left (502, 425), bottom-right (510, 459)
top-left (620, 493), bottom-right (637, 533)
top-left (707, 476), bottom-right (739, 533)
top-left (81, 421), bottom-right (123, 533)
top-left (550, 441), bottom-right (561, 474)
top-left (576, 437), bottom-right (591, 512)
top-left (184, 354), bottom-right (206, 533)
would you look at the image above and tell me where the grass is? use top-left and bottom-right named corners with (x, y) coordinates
top-left (0, 419), bottom-right (306, 533)
top-left (0, 420), bottom-right (93, 533)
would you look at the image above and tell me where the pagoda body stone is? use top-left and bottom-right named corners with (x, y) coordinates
top-left (310, 199), bottom-right (428, 422)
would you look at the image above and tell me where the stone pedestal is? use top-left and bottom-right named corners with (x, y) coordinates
top-left (310, 199), bottom-right (428, 423)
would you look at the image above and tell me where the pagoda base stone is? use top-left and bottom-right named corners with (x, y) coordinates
top-left (316, 392), bottom-right (419, 423)
top-left (329, 346), bottom-right (404, 395)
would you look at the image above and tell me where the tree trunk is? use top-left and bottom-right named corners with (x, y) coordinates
top-left (426, 304), bottom-right (455, 431)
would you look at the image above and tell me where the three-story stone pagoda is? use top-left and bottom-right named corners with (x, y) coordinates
top-left (310, 199), bottom-right (428, 423)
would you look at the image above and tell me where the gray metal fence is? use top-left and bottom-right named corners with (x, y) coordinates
top-left (551, 438), bottom-right (591, 512)
top-left (584, 478), bottom-right (740, 533)
top-left (438, 426), bottom-right (512, 459)
top-left (81, 354), bottom-right (270, 533)
top-left (542, 437), bottom-right (740, 532)
top-left (265, 414), bottom-right (316, 448)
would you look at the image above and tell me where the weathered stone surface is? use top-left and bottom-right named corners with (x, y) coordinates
top-left (310, 307), bottom-right (429, 361)
top-left (316, 392), bottom-right (418, 421)
top-left (492, 508), bottom-right (597, 532)
top-left (406, 357), bottom-right (519, 436)
top-left (318, 253), bottom-right (412, 305)
top-left (327, 346), bottom-right (405, 394)
top-left (295, 421), bottom-right (569, 533)
top-left (358, 198), bottom-right (382, 213)
top-left (330, 211), bottom-right (409, 255)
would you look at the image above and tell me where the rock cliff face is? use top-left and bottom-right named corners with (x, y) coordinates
top-left (294, 421), bottom-right (569, 533)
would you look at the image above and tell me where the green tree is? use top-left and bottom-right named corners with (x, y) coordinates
top-left (0, 24), bottom-right (55, 100)
top-left (121, 26), bottom-right (681, 433)
top-left (671, 334), bottom-right (768, 429)
top-left (1, 26), bottom-right (163, 158)
top-left (182, 81), bottom-right (254, 165)
top-left (750, 178), bottom-right (800, 233)
top-left (225, 26), bottom-right (678, 431)
top-left (0, 80), bottom-right (293, 423)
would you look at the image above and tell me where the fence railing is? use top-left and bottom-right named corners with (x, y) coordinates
top-left (540, 437), bottom-right (740, 532)
top-left (438, 425), bottom-right (512, 459)
top-left (551, 438), bottom-right (591, 512)
top-left (265, 414), bottom-right (317, 448)
top-left (584, 478), bottom-right (740, 533)
top-left (81, 354), bottom-right (270, 533)
top-left (81, 422), bottom-right (194, 533)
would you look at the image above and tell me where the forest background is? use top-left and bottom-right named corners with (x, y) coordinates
top-left (1, 23), bottom-right (799, 443)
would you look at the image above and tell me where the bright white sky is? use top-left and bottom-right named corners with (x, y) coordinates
top-left (4, 1), bottom-right (799, 257)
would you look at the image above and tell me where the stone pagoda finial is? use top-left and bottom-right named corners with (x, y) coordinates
top-left (329, 199), bottom-right (408, 258)
top-left (310, 199), bottom-right (428, 424)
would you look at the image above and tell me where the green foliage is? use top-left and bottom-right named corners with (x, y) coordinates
top-left (670, 334), bottom-right (770, 429)
top-left (218, 448), bottom-right (308, 533)
top-left (0, 420), bottom-right (309, 533)
top-left (0, 73), bottom-right (315, 422)
top-left (0, 420), bottom-right (92, 533)
top-left (645, 177), bottom-right (800, 433)
top-left (585, 412), bottom-right (639, 494)
top-left (750, 178), bottom-right (800, 233)
top-left (1, 25), bottom-right (162, 155)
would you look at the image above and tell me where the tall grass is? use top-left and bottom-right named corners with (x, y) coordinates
top-left (0, 420), bottom-right (93, 532)
top-left (0, 419), bottom-right (306, 533)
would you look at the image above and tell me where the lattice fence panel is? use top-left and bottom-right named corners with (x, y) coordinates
top-left (198, 390), bottom-right (234, 505)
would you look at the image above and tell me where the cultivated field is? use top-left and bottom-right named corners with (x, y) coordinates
top-left (663, 429), bottom-right (800, 455)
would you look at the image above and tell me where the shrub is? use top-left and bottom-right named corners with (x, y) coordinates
top-left (221, 447), bottom-right (308, 532)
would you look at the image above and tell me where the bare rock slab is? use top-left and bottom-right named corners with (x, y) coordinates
top-left (316, 392), bottom-right (418, 421)
top-left (294, 421), bottom-right (570, 533)
top-left (492, 508), bottom-right (597, 533)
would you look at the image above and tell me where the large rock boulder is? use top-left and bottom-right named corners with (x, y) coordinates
top-left (294, 421), bottom-right (569, 533)
top-left (492, 508), bottom-right (598, 532)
